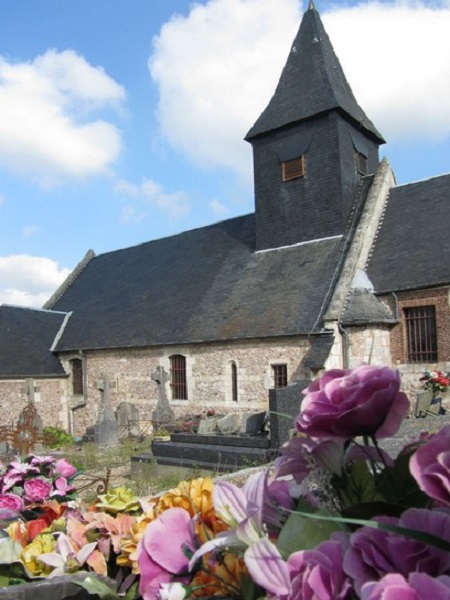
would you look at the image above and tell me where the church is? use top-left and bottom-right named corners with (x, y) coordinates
top-left (1, 2), bottom-right (449, 436)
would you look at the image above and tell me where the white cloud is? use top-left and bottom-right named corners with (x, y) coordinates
top-left (150, 0), bottom-right (450, 177)
top-left (0, 255), bottom-right (71, 308)
top-left (209, 199), bottom-right (229, 217)
top-left (0, 49), bottom-right (125, 186)
top-left (116, 178), bottom-right (190, 220)
top-left (22, 225), bottom-right (38, 237)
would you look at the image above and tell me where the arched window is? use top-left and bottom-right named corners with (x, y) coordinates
top-left (71, 358), bottom-right (84, 395)
top-left (170, 354), bottom-right (187, 400)
top-left (231, 361), bottom-right (238, 402)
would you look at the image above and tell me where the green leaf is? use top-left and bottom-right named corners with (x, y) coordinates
top-left (286, 509), bottom-right (450, 552)
top-left (277, 506), bottom-right (344, 557)
top-left (376, 447), bottom-right (429, 508)
top-left (77, 574), bottom-right (120, 599)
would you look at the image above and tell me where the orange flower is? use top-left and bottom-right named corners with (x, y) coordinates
top-left (191, 551), bottom-right (247, 598)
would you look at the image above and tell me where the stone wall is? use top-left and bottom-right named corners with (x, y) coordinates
top-left (63, 336), bottom-right (311, 436)
top-left (0, 378), bottom-right (69, 430)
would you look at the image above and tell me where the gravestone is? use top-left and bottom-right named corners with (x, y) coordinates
top-left (239, 411), bottom-right (267, 436)
top-left (197, 416), bottom-right (221, 435)
top-left (94, 375), bottom-right (119, 447)
top-left (151, 366), bottom-right (175, 430)
top-left (216, 413), bottom-right (242, 435)
top-left (116, 401), bottom-right (139, 437)
top-left (269, 380), bottom-right (309, 448)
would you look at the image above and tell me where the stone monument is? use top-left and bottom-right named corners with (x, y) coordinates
top-left (94, 375), bottom-right (119, 447)
top-left (151, 366), bottom-right (175, 430)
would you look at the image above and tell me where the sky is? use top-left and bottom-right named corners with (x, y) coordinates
top-left (1, 0), bottom-right (449, 309)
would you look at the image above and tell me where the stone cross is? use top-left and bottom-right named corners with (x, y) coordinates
top-left (151, 366), bottom-right (175, 428)
top-left (94, 374), bottom-right (119, 447)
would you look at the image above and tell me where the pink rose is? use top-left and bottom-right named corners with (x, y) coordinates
top-left (0, 493), bottom-right (24, 512)
top-left (54, 458), bottom-right (77, 479)
top-left (138, 507), bottom-right (196, 600)
top-left (52, 476), bottom-right (75, 497)
top-left (23, 478), bottom-right (53, 503)
top-left (410, 425), bottom-right (450, 506)
top-left (297, 365), bottom-right (409, 440)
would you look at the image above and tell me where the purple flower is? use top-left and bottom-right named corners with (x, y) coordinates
top-left (297, 365), bottom-right (409, 440)
top-left (7, 460), bottom-right (39, 477)
top-left (285, 537), bottom-right (353, 600)
top-left (245, 535), bottom-right (353, 600)
top-left (54, 458), bottom-right (77, 479)
top-left (344, 508), bottom-right (450, 594)
top-left (410, 425), bottom-right (450, 507)
top-left (138, 508), bottom-right (196, 600)
top-left (23, 477), bottom-right (53, 503)
top-left (361, 573), bottom-right (450, 600)
top-left (52, 476), bottom-right (75, 497)
top-left (0, 493), bottom-right (24, 512)
top-left (1, 472), bottom-right (23, 493)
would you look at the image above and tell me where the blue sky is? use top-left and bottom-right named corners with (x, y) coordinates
top-left (1, 0), bottom-right (449, 307)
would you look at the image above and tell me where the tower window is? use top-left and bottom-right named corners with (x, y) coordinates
top-left (272, 364), bottom-right (288, 388)
top-left (282, 156), bottom-right (305, 181)
top-left (404, 305), bottom-right (437, 363)
top-left (231, 361), bottom-right (238, 402)
top-left (355, 151), bottom-right (368, 176)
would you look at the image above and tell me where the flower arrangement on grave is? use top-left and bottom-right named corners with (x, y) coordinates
top-left (420, 369), bottom-right (450, 396)
top-left (1, 364), bottom-right (450, 599)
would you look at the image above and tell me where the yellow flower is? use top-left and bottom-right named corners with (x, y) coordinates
top-left (21, 533), bottom-right (56, 576)
top-left (95, 487), bottom-right (140, 514)
top-left (117, 509), bottom-right (156, 573)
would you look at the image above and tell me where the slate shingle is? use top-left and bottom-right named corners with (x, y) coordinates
top-left (0, 306), bottom-right (67, 378)
top-left (367, 174), bottom-right (450, 293)
top-left (49, 215), bottom-right (345, 351)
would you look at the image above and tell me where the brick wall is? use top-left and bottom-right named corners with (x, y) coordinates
top-left (380, 287), bottom-right (450, 401)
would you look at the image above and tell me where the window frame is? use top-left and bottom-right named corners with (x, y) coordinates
top-left (272, 363), bottom-right (288, 388)
top-left (404, 305), bottom-right (438, 363)
top-left (355, 151), bottom-right (368, 176)
top-left (231, 361), bottom-right (238, 402)
top-left (71, 358), bottom-right (84, 396)
top-left (170, 354), bottom-right (188, 400)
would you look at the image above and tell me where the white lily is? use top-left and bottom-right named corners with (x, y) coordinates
top-left (39, 532), bottom-right (97, 577)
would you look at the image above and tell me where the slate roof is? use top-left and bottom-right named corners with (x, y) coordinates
top-left (0, 306), bottom-right (68, 378)
top-left (48, 214), bottom-right (346, 351)
top-left (341, 289), bottom-right (396, 326)
top-left (246, 5), bottom-right (384, 143)
top-left (367, 174), bottom-right (450, 294)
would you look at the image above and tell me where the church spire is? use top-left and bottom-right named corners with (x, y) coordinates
top-left (246, 5), bottom-right (384, 143)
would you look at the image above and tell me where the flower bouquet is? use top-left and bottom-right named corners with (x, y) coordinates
top-left (420, 369), bottom-right (450, 396)
top-left (1, 364), bottom-right (450, 600)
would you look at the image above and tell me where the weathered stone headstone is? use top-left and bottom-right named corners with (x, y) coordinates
top-left (269, 380), bottom-right (308, 448)
top-left (94, 375), bottom-right (119, 447)
top-left (239, 411), bottom-right (267, 436)
top-left (116, 401), bottom-right (139, 437)
top-left (216, 413), bottom-right (242, 435)
top-left (197, 417), bottom-right (220, 435)
top-left (151, 366), bottom-right (175, 429)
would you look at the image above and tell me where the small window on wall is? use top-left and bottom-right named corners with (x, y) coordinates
top-left (170, 354), bottom-right (188, 400)
top-left (282, 156), bottom-right (305, 181)
top-left (231, 361), bottom-right (238, 402)
top-left (71, 358), bottom-right (84, 395)
top-left (404, 305), bottom-right (437, 363)
top-left (272, 364), bottom-right (288, 388)
top-left (355, 151), bottom-right (368, 176)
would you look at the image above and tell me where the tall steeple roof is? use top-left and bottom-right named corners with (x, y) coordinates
top-left (246, 4), bottom-right (384, 142)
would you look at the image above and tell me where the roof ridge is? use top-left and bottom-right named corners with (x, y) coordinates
top-left (43, 250), bottom-right (96, 310)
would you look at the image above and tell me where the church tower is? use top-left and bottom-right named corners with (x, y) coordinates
top-left (246, 2), bottom-right (385, 251)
